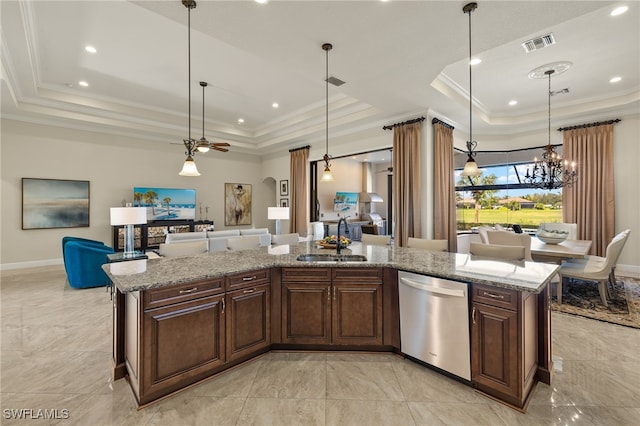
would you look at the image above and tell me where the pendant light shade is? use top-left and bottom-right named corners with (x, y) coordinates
top-left (461, 2), bottom-right (482, 178)
top-left (320, 42), bottom-right (334, 182)
top-left (179, 155), bottom-right (200, 176)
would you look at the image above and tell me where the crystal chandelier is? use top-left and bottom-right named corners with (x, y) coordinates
top-left (524, 69), bottom-right (577, 190)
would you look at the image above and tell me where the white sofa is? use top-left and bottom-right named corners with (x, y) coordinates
top-left (162, 228), bottom-right (272, 253)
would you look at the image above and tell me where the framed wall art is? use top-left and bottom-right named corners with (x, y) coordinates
top-left (280, 198), bottom-right (289, 208)
top-left (280, 180), bottom-right (289, 196)
top-left (22, 178), bottom-right (90, 229)
top-left (224, 183), bottom-right (252, 226)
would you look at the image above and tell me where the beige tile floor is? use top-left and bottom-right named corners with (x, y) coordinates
top-left (1, 265), bottom-right (639, 425)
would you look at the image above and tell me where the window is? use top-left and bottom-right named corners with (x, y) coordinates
top-left (454, 147), bottom-right (562, 231)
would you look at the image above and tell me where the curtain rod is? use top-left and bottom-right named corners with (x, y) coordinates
top-left (288, 145), bottom-right (310, 153)
top-left (382, 116), bottom-right (425, 131)
top-left (431, 117), bottom-right (455, 130)
top-left (557, 118), bottom-right (620, 132)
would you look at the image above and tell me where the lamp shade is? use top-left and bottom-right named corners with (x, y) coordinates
top-left (268, 207), bottom-right (290, 220)
top-left (179, 155), bottom-right (201, 176)
top-left (110, 207), bottom-right (147, 226)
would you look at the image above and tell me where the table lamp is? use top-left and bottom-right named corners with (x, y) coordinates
top-left (110, 203), bottom-right (147, 257)
top-left (268, 207), bottom-right (289, 235)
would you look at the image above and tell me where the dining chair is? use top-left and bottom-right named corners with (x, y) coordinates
top-left (361, 234), bottom-right (391, 245)
top-left (469, 242), bottom-right (526, 261)
top-left (485, 230), bottom-right (533, 261)
top-left (406, 237), bottom-right (448, 252)
top-left (557, 229), bottom-right (630, 307)
top-left (539, 222), bottom-right (578, 240)
top-left (271, 232), bottom-right (300, 245)
top-left (477, 226), bottom-right (493, 244)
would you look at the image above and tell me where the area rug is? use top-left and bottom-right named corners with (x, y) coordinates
top-left (551, 276), bottom-right (640, 329)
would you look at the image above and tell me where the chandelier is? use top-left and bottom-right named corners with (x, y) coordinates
top-left (524, 69), bottom-right (577, 190)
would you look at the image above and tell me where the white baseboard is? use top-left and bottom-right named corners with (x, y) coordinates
top-left (0, 258), bottom-right (63, 271)
top-left (617, 263), bottom-right (640, 279)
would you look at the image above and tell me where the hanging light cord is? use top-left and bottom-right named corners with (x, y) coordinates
top-left (187, 4), bottom-right (192, 143)
top-left (547, 70), bottom-right (552, 147)
top-left (467, 5), bottom-right (472, 145)
top-left (325, 45), bottom-right (329, 158)
top-left (202, 83), bottom-right (206, 138)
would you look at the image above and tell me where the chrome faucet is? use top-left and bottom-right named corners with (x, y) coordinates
top-left (336, 216), bottom-right (349, 254)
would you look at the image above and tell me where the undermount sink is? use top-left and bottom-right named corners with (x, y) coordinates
top-left (296, 254), bottom-right (368, 262)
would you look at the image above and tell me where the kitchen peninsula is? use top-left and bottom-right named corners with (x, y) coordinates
top-left (106, 242), bottom-right (558, 411)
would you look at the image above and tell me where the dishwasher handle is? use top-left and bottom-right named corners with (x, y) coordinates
top-left (400, 277), bottom-right (466, 298)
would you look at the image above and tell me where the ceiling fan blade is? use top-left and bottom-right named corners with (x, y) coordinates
top-left (212, 142), bottom-right (230, 147)
top-left (213, 146), bottom-right (229, 152)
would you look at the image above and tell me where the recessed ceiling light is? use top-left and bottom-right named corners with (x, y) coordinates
top-left (470, 58), bottom-right (481, 66)
top-left (508, 100), bottom-right (518, 106)
top-left (255, 0), bottom-right (268, 4)
top-left (84, 45), bottom-right (97, 54)
top-left (78, 81), bottom-right (89, 87)
top-left (610, 6), bottom-right (628, 16)
top-left (610, 76), bottom-right (622, 83)
top-left (272, 102), bottom-right (279, 108)
top-left (237, 118), bottom-right (245, 124)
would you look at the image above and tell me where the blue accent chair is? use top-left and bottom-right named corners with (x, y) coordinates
top-left (62, 238), bottom-right (115, 289)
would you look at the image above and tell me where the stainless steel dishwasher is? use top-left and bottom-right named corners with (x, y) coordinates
top-left (398, 271), bottom-right (471, 380)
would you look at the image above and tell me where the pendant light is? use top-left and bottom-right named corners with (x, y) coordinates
top-left (524, 69), bottom-right (577, 189)
top-left (179, 0), bottom-right (200, 176)
top-left (320, 42), bottom-right (334, 182)
top-left (196, 81), bottom-right (211, 153)
top-left (461, 2), bottom-right (481, 178)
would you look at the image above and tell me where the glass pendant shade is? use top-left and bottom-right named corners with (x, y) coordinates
top-left (321, 166), bottom-right (334, 182)
top-left (461, 157), bottom-right (481, 177)
top-left (196, 138), bottom-right (210, 152)
top-left (179, 155), bottom-right (200, 176)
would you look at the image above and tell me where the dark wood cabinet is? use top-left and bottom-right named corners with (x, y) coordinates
top-left (123, 278), bottom-right (226, 405)
top-left (471, 283), bottom-right (539, 411)
top-left (226, 283), bottom-right (271, 361)
top-left (280, 267), bottom-right (382, 346)
top-left (112, 219), bottom-right (214, 252)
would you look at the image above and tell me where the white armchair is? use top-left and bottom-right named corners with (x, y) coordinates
top-left (407, 237), bottom-right (448, 252)
top-left (557, 229), bottom-right (630, 307)
top-left (485, 230), bottom-right (533, 261)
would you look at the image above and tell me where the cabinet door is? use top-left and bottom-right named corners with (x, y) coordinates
top-left (471, 302), bottom-right (519, 401)
top-left (142, 294), bottom-right (225, 403)
top-left (226, 283), bottom-right (271, 361)
top-left (332, 283), bottom-right (383, 345)
top-left (281, 282), bottom-right (331, 344)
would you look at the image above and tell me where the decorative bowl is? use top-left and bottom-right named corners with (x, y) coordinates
top-left (536, 229), bottom-right (569, 244)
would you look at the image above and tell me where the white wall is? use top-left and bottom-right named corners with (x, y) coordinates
top-left (1, 120), bottom-right (270, 268)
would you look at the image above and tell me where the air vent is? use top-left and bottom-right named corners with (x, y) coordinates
top-left (326, 76), bottom-right (346, 87)
top-left (550, 88), bottom-right (569, 96)
top-left (522, 33), bottom-right (556, 53)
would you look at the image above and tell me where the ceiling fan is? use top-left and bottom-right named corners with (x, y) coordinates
top-left (376, 149), bottom-right (393, 174)
top-left (195, 81), bottom-right (230, 153)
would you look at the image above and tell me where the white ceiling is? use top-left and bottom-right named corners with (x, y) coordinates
top-left (2, 1), bottom-right (638, 157)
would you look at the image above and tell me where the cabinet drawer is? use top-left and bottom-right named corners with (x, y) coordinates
top-left (471, 283), bottom-right (518, 311)
top-left (332, 267), bottom-right (382, 283)
top-left (226, 269), bottom-right (271, 290)
top-left (144, 278), bottom-right (224, 310)
top-left (282, 268), bottom-right (331, 282)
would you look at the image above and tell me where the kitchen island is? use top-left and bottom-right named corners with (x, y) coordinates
top-left (106, 241), bottom-right (558, 411)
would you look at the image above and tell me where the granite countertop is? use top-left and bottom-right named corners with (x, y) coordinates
top-left (104, 241), bottom-right (559, 294)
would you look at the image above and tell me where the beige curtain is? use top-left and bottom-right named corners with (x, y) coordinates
top-left (433, 123), bottom-right (457, 252)
top-left (290, 147), bottom-right (309, 235)
top-left (562, 124), bottom-right (615, 256)
top-left (393, 122), bottom-right (422, 247)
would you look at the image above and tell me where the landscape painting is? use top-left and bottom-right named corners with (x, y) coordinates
top-left (133, 187), bottom-right (196, 222)
top-left (22, 178), bottom-right (90, 229)
top-left (225, 183), bottom-right (252, 226)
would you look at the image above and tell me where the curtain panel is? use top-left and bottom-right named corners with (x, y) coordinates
top-left (562, 124), bottom-right (615, 256)
top-left (393, 122), bottom-right (422, 247)
top-left (433, 123), bottom-right (457, 252)
top-left (290, 147), bottom-right (309, 235)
